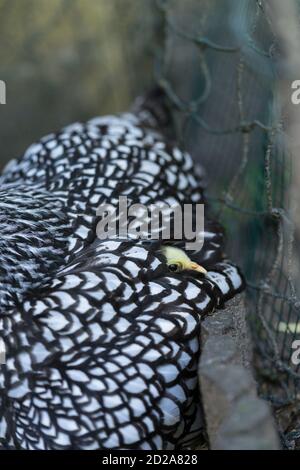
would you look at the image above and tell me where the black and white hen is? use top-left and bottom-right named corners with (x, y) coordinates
top-left (0, 90), bottom-right (244, 450)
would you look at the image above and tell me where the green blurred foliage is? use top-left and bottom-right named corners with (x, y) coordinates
top-left (0, 0), bottom-right (156, 167)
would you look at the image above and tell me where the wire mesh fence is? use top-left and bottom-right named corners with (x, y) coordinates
top-left (0, 0), bottom-right (299, 448)
top-left (154, 0), bottom-right (300, 447)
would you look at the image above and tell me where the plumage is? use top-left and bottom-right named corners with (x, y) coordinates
top-left (0, 90), bottom-right (244, 449)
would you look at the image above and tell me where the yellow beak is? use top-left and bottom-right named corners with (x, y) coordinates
top-left (188, 262), bottom-right (207, 274)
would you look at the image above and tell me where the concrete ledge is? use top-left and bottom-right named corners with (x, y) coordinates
top-left (198, 294), bottom-right (280, 450)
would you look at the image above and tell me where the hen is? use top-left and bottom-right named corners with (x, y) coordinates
top-left (0, 90), bottom-right (244, 449)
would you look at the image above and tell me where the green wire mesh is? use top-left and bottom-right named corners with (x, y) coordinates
top-left (154, 0), bottom-right (300, 447)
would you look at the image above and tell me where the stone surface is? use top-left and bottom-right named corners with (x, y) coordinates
top-left (199, 294), bottom-right (280, 450)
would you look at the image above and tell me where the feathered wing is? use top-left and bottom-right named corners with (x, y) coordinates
top-left (0, 112), bottom-right (224, 265)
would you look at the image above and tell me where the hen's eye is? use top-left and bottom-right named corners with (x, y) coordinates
top-left (168, 263), bottom-right (179, 272)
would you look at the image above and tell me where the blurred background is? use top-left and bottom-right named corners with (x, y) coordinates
top-left (0, 0), bottom-right (155, 165)
top-left (0, 0), bottom-right (299, 448)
